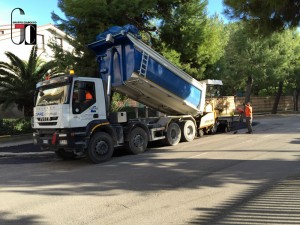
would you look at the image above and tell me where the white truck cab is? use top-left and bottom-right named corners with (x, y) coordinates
top-left (32, 75), bottom-right (121, 162)
top-left (33, 75), bottom-right (107, 129)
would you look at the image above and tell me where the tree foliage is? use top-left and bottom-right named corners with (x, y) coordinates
top-left (51, 0), bottom-right (194, 76)
top-left (224, 0), bottom-right (300, 34)
top-left (51, 0), bottom-right (229, 80)
top-left (218, 22), bottom-right (300, 111)
top-left (50, 0), bottom-right (300, 113)
top-left (159, 0), bottom-right (207, 65)
top-left (199, 16), bottom-right (230, 78)
top-left (157, 1), bottom-right (229, 79)
top-left (0, 46), bottom-right (61, 116)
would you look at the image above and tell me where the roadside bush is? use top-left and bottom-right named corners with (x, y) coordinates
top-left (0, 118), bottom-right (33, 135)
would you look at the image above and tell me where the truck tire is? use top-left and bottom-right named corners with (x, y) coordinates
top-left (126, 127), bottom-right (148, 154)
top-left (87, 132), bottom-right (114, 163)
top-left (224, 125), bottom-right (230, 133)
top-left (180, 120), bottom-right (196, 142)
top-left (55, 148), bottom-right (76, 160)
top-left (208, 122), bottom-right (218, 135)
top-left (198, 129), bottom-right (204, 137)
top-left (164, 122), bottom-right (181, 146)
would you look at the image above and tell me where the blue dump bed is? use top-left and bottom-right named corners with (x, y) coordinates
top-left (88, 25), bottom-right (206, 116)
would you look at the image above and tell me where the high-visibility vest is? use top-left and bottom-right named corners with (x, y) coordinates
top-left (85, 91), bottom-right (93, 100)
top-left (245, 105), bottom-right (252, 117)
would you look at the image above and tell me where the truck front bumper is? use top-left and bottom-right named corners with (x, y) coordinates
top-left (33, 131), bottom-right (87, 151)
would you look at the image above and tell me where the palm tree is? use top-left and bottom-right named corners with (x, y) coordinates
top-left (0, 46), bottom-right (62, 117)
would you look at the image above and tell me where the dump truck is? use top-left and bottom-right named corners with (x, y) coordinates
top-left (32, 25), bottom-right (224, 163)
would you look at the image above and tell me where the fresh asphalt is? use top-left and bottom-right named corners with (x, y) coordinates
top-left (0, 114), bottom-right (299, 225)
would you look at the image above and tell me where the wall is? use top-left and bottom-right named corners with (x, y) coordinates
top-left (236, 96), bottom-right (295, 113)
top-left (214, 96), bottom-right (296, 115)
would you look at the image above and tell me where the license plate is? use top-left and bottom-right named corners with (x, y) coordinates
top-left (43, 140), bottom-right (48, 144)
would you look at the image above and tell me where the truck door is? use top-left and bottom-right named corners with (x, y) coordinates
top-left (70, 80), bottom-right (97, 127)
top-left (70, 79), bottom-right (107, 128)
top-left (72, 80), bottom-right (96, 114)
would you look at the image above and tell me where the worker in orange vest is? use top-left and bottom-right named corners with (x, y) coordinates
top-left (85, 91), bottom-right (93, 100)
top-left (245, 102), bottom-right (253, 134)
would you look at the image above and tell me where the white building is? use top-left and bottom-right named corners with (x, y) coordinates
top-left (0, 23), bottom-right (73, 62)
top-left (0, 23), bottom-right (74, 118)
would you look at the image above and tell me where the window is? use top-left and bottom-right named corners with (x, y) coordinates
top-left (37, 34), bottom-right (44, 49)
top-left (36, 84), bottom-right (70, 106)
top-left (0, 30), bottom-right (4, 35)
top-left (72, 81), bottom-right (96, 114)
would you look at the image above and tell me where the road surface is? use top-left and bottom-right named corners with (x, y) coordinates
top-left (0, 114), bottom-right (299, 225)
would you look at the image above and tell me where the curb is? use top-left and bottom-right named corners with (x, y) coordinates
top-left (0, 133), bottom-right (33, 148)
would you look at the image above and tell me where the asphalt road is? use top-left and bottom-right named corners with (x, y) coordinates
top-left (0, 114), bottom-right (299, 225)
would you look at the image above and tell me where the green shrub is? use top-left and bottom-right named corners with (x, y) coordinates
top-left (0, 118), bottom-right (33, 135)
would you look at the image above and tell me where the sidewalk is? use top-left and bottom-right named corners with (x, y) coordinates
top-left (0, 133), bottom-right (33, 148)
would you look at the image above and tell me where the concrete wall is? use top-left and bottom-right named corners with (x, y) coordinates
top-left (215, 96), bottom-right (296, 115)
top-left (238, 96), bottom-right (295, 113)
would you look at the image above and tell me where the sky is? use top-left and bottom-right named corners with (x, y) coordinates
top-left (207, 0), bottom-right (226, 20)
top-left (0, 0), bottom-right (65, 25)
top-left (0, 0), bottom-right (226, 26)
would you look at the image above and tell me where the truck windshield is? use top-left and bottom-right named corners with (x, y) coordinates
top-left (36, 84), bottom-right (70, 106)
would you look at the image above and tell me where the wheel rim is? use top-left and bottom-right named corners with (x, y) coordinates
top-left (170, 129), bottom-right (177, 140)
top-left (187, 125), bottom-right (193, 136)
top-left (133, 134), bottom-right (144, 148)
top-left (95, 140), bottom-right (109, 155)
top-left (181, 120), bottom-right (195, 142)
top-left (164, 123), bottom-right (181, 146)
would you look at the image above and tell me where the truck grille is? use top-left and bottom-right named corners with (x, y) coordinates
top-left (37, 117), bottom-right (58, 126)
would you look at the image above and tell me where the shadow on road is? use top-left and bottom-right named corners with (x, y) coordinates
top-left (0, 212), bottom-right (42, 225)
top-left (0, 115), bottom-right (299, 224)
top-left (1, 152), bottom-right (300, 224)
top-left (190, 174), bottom-right (300, 225)
top-left (0, 148), bottom-right (300, 194)
top-left (290, 138), bottom-right (300, 144)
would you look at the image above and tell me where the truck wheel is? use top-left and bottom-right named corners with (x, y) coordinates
top-left (87, 132), bottom-right (114, 163)
top-left (209, 122), bottom-right (218, 135)
top-left (180, 120), bottom-right (196, 142)
top-left (55, 148), bottom-right (76, 160)
top-left (224, 125), bottom-right (230, 133)
top-left (126, 127), bottom-right (148, 154)
top-left (198, 129), bottom-right (204, 137)
top-left (164, 122), bottom-right (181, 146)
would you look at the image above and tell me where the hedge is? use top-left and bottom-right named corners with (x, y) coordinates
top-left (0, 118), bottom-right (33, 135)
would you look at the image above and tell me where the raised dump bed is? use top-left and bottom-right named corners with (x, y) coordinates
top-left (88, 25), bottom-right (206, 116)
